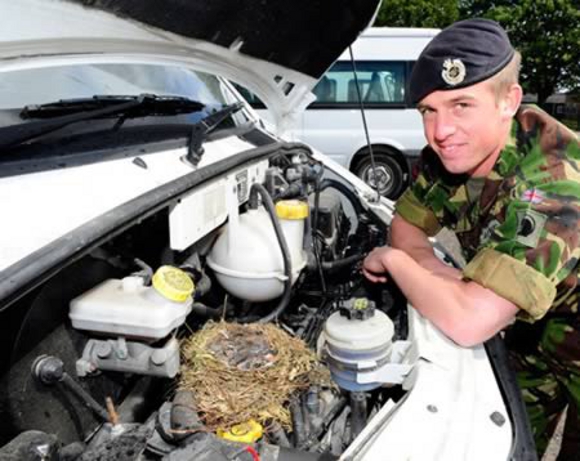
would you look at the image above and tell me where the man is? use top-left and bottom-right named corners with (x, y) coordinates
top-left (362, 18), bottom-right (580, 459)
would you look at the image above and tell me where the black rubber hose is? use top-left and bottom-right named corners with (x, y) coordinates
top-left (320, 253), bottom-right (364, 271)
top-left (170, 390), bottom-right (204, 442)
top-left (290, 398), bottom-right (307, 448)
top-left (133, 258), bottom-right (154, 285)
top-left (239, 183), bottom-right (293, 324)
top-left (190, 302), bottom-right (225, 319)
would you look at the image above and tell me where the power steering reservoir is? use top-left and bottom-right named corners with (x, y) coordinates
top-left (324, 298), bottom-right (395, 391)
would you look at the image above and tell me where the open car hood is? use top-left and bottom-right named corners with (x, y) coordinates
top-left (0, 0), bottom-right (380, 131)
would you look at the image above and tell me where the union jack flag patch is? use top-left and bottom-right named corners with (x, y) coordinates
top-left (521, 188), bottom-right (544, 204)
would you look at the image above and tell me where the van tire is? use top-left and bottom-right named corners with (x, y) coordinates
top-left (353, 151), bottom-right (406, 199)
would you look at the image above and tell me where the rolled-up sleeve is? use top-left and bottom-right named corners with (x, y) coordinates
top-left (463, 248), bottom-right (556, 320)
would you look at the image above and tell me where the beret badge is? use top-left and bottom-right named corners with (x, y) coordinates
top-left (441, 58), bottom-right (466, 85)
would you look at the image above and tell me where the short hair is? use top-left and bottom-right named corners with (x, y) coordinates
top-left (489, 51), bottom-right (522, 101)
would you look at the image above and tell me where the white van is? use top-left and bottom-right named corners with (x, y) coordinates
top-left (239, 27), bottom-right (439, 199)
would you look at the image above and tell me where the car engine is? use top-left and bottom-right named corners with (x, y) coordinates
top-left (0, 146), bottom-right (413, 461)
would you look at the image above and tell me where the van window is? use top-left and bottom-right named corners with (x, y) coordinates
top-left (233, 84), bottom-right (266, 109)
top-left (311, 61), bottom-right (407, 107)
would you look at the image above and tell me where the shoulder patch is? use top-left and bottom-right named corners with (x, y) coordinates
top-left (515, 209), bottom-right (547, 248)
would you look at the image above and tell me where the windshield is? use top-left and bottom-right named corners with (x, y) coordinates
top-left (0, 63), bottom-right (237, 112)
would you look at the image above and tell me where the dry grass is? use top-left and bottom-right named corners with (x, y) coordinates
top-left (179, 321), bottom-right (331, 432)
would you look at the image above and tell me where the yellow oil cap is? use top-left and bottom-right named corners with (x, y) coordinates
top-left (275, 200), bottom-right (309, 220)
top-left (217, 420), bottom-right (263, 444)
top-left (152, 266), bottom-right (194, 303)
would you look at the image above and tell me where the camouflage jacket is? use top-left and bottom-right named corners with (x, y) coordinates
top-left (395, 105), bottom-right (580, 321)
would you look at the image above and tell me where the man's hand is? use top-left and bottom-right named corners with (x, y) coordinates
top-left (362, 246), bottom-right (394, 283)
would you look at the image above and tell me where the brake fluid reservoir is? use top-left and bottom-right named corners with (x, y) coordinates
top-left (69, 266), bottom-right (194, 340)
top-left (324, 298), bottom-right (394, 391)
top-left (207, 200), bottom-right (308, 302)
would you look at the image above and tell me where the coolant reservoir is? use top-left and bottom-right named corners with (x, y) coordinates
top-left (69, 266), bottom-right (194, 340)
top-left (324, 298), bottom-right (394, 391)
top-left (207, 200), bottom-right (308, 302)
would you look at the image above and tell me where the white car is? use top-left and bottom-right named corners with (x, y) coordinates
top-left (0, 1), bottom-right (534, 460)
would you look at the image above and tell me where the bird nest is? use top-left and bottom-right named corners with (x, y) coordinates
top-left (179, 321), bottom-right (331, 432)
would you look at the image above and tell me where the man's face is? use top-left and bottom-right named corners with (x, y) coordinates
top-left (417, 80), bottom-right (512, 177)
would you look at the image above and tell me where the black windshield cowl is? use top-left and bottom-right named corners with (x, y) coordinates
top-left (0, 94), bottom-right (205, 150)
top-left (0, 100), bottom-right (248, 177)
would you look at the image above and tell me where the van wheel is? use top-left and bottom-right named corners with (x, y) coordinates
top-left (353, 152), bottom-right (406, 199)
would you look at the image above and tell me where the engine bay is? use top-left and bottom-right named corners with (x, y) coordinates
top-left (0, 145), bottom-right (415, 460)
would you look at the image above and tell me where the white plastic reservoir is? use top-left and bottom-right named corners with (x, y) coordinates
top-left (69, 267), bottom-right (193, 340)
top-left (207, 200), bottom-right (308, 302)
top-left (324, 300), bottom-right (395, 391)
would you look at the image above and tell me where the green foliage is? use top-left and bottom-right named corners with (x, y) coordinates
top-left (458, 0), bottom-right (580, 104)
top-left (374, 0), bottom-right (459, 28)
top-left (373, 0), bottom-right (580, 105)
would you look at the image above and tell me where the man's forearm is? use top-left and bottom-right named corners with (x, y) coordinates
top-left (381, 248), bottom-right (471, 332)
top-left (380, 248), bottom-right (515, 346)
top-left (390, 215), bottom-right (462, 279)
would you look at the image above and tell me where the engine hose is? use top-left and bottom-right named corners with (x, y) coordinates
top-left (320, 253), bottom-right (364, 271)
top-left (290, 398), bottom-right (307, 448)
top-left (170, 390), bottom-right (204, 442)
top-left (133, 258), bottom-right (154, 285)
top-left (300, 396), bottom-right (348, 450)
top-left (240, 183), bottom-right (293, 324)
top-left (190, 302), bottom-right (225, 319)
top-left (349, 392), bottom-right (367, 443)
top-left (267, 421), bottom-right (291, 448)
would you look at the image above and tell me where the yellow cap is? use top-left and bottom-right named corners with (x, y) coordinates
top-left (275, 200), bottom-right (309, 220)
top-left (354, 298), bottom-right (369, 310)
top-left (217, 420), bottom-right (263, 444)
top-left (152, 266), bottom-right (194, 303)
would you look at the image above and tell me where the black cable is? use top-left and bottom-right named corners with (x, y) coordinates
top-left (239, 183), bottom-right (293, 324)
top-left (312, 179), bottom-right (328, 294)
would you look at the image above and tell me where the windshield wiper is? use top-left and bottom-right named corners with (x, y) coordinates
top-left (186, 101), bottom-right (245, 166)
top-left (0, 94), bottom-right (205, 149)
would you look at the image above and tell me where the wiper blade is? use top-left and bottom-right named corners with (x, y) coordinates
top-left (21, 94), bottom-right (205, 119)
top-left (0, 94), bottom-right (205, 149)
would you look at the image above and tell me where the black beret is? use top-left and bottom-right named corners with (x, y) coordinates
top-left (409, 18), bottom-right (515, 104)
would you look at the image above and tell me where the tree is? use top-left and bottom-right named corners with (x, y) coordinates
top-left (374, 0), bottom-right (459, 28)
top-left (459, 0), bottom-right (580, 105)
